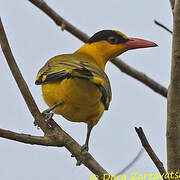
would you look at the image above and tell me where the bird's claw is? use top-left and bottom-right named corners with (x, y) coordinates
top-left (33, 120), bottom-right (41, 129)
top-left (81, 144), bottom-right (89, 155)
top-left (71, 153), bottom-right (83, 166)
top-left (76, 159), bottom-right (82, 166)
top-left (42, 111), bottom-right (54, 121)
top-left (42, 111), bottom-right (54, 128)
top-left (71, 144), bottom-right (89, 166)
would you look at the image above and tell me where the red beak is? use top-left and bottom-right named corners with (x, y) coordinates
top-left (124, 38), bottom-right (158, 50)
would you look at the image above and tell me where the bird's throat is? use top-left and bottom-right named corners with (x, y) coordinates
top-left (74, 44), bottom-right (108, 70)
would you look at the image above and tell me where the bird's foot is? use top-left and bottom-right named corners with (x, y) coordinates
top-left (42, 111), bottom-right (54, 128)
top-left (42, 103), bottom-right (63, 126)
top-left (71, 144), bottom-right (89, 166)
top-left (42, 111), bottom-right (54, 121)
top-left (76, 159), bottom-right (82, 166)
top-left (33, 120), bottom-right (40, 129)
top-left (76, 144), bottom-right (89, 165)
top-left (70, 153), bottom-right (83, 166)
top-left (81, 144), bottom-right (89, 154)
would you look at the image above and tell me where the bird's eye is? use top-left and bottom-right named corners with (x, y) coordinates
top-left (107, 36), bottom-right (119, 44)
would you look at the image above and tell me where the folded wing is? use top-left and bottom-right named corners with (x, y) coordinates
top-left (35, 56), bottom-right (112, 110)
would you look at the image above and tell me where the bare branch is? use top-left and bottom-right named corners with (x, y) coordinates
top-left (27, 0), bottom-right (168, 99)
top-left (0, 17), bottom-right (110, 180)
top-left (135, 127), bottom-right (168, 180)
top-left (0, 128), bottom-right (63, 146)
top-left (116, 148), bottom-right (144, 175)
top-left (111, 59), bottom-right (167, 98)
top-left (154, 20), bottom-right (172, 34)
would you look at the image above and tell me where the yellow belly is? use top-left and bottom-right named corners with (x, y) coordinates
top-left (42, 78), bottom-right (104, 126)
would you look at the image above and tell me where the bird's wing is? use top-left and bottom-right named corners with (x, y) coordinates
top-left (35, 56), bottom-right (112, 110)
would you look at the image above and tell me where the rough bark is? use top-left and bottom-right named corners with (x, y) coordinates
top-left (167, 0), bottom-right (180, 175)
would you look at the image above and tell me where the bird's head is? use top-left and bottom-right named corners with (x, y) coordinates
top-left (74, 30), bottom-right (157, 69)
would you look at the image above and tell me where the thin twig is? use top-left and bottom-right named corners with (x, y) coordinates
top-left (116, 148), bottom-right (144, 175)
top-left (0, 17), bottom-right (110, 180)
top-left (135, 127), bottom-right (169, 180)
top-left (27, 0), bottom-right (168, 99)
top-left (154, 20), bottom-right (172, 34)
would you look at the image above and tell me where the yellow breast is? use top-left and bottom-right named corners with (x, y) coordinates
top-left (42, 78), bottom-right (105, 126)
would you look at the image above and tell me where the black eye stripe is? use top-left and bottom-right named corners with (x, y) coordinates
top-left (87, 30), bottom-right (129, 44)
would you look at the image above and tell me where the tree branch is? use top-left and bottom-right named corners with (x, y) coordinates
top-left (0, 128), bottom-right (63, 146)
top-left (154, 20), bottom-right (172, 34)
top-left (111, 59), bottom-right (167, 97)
top-left (167, 0), bottom-right (180, 174)
top-left (0, 18), bottom-right (110, 180)
top-left (27, 0), bottom-right (168, 99)
top-left (135, 127), bottom-right (168, 180)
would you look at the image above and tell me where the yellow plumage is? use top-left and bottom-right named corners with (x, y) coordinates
top-left (35, 30), bottom-right (157, 151)
top-left (36, 49), bottom-right (112, 151)
top-left (42, 78), bottom-right (104, 126)
top-left (36, 53), bottom-right (111, 126)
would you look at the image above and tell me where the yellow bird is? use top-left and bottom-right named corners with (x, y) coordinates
top-left (35, 30), bottom-right (157, 151)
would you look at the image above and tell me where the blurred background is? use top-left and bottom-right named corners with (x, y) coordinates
top-left (0, 0), bottom-right (172, 179)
